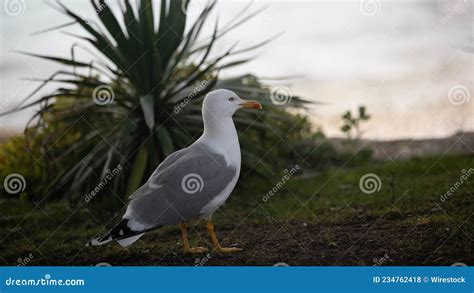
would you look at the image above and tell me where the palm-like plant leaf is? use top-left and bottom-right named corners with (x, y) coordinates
top-left (2, 0), bottom-right (312, 201)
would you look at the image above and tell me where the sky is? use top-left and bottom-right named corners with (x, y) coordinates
top-left (1, 0), bottom-right (473, 140)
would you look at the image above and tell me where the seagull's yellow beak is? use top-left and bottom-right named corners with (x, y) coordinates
top-left (239, 100), bottom-right (262, 110)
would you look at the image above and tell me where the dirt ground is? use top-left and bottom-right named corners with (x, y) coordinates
top-left (2, 155), bottom-right (472, 266)
top-left (25, 219), bottom-right (472, 266)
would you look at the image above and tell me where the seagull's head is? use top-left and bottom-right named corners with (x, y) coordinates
top-left (203, 89), bottom-right (262, 118)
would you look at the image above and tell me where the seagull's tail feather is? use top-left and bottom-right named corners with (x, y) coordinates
top-left (116, 233), bottom-right (144, 247)
top-left (86, 233), bottom-right (113, 247)
top-left (86, 219), bottom-right (162, 248)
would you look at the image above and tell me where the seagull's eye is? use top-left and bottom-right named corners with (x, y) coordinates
top-left (228, 97), bottom-right (235, 102)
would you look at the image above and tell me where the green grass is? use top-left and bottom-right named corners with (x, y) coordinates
top-left (226, 154), bottom-right (473, 223)
top-left (0, 154), bottom-right (472, 265)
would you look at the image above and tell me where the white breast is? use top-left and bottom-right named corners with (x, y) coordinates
top-left (198, 137), bottom-right (241, 217)
top-left (195, 115), bottom-right (242, 217)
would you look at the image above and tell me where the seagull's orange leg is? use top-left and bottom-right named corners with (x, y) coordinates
top-left (179, 222), bottom-right (208, 254)
top-left (206, 219), bottom-right (243, 253)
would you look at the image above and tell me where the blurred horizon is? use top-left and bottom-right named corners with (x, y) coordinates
top-left (1, 0), bottom-right (473, 140)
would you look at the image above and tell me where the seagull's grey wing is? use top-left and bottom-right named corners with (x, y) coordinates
top-left (127, 148), bottom-right (187, 200)
top-left (125, 145), bottom-right (237, 228)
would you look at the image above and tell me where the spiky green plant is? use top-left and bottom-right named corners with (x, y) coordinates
top-left (2, 0), bottom-right (310, 200)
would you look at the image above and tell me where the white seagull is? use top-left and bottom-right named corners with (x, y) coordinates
top-left (88, 89), bottom-right (262, 253)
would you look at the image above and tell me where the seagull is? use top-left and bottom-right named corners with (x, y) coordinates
top-left (87, 89), bottom-right (262, 253)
